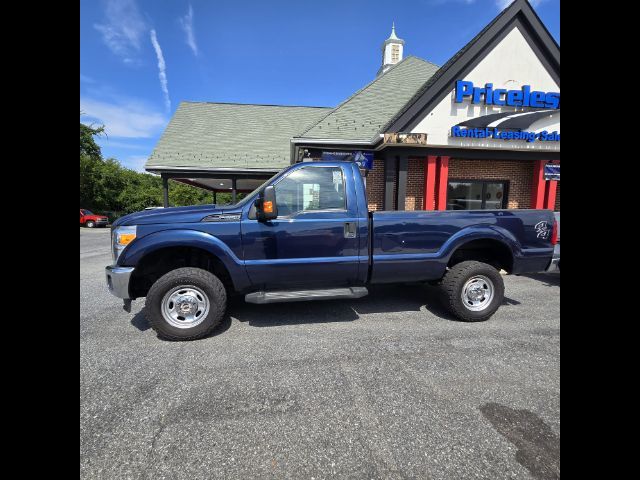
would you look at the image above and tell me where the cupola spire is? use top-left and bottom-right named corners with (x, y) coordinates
top-left (377, 22), bottom-right (405, 76)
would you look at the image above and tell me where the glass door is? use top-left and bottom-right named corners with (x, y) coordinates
top-left (484, 182), bottom-right (505, 209)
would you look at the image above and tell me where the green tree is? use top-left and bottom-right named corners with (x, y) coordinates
top-left (80, 154), bottom-right (100, 208)
top-left (80, 117), bottom-right (227, 218)
top-left (80, 121), bottom-right (105, 159)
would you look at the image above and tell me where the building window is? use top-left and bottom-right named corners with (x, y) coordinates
top-left (391, 45), bottom-right (399, 62)
top-left (447, 180), bottom-right (508, 210)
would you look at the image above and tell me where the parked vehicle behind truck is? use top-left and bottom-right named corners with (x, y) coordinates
top-left (105, 160), bottom-right (557, 340)
top-left (80, 209), bottom-right (109, 228)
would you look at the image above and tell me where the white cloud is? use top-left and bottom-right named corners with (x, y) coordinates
top-left (121, 155), bottom-right (149, 172)
top-left (496, 0), bottom-right (545, 8)
top-left (150, 29), bottom-right (171, 112)
top-left (93, 0), bottom-right (172, 113)
top-left (99, 139), bottom-right (150, 150)
top-left (80, 74), bottom-right (95, 84)
top-left (94, 0), bottom-right (147, 63)
top-left (179, 4), bottom-right (199, 56)
top-left (80, 97), bottom-right (167, 138)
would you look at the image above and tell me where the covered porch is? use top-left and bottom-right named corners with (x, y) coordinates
top-left (146, 167), bottom-right (279, 207)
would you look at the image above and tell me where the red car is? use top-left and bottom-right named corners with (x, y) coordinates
top-left (80, 209), bottom-right (108, 228)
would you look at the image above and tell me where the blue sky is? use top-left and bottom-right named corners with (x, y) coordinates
top-left (80, 0), bottom-right (560, 172)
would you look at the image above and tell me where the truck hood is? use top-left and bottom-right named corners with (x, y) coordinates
top-left (113, 204), bottom-right (241, 226)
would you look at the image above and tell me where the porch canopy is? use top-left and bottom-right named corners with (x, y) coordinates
top-left (145, 101), bottom-right (331, 206)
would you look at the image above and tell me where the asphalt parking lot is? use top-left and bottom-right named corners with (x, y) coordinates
top-left (80, 227), bottom-right (559, 479)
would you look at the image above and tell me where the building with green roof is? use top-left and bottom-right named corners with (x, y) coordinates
top-left (148, 0), bottom-right (559, 212)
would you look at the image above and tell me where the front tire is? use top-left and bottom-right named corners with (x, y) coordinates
top-left (146, 267), bottom-right (227, 340)
top-left (440, 261), bottom-right (504, 322)
top-left (85, 220), bottom-right (95, 228)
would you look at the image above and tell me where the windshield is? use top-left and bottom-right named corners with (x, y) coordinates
top-left (231, 171), bottom-right (282, 208)
top-left (82, 209), bottom-right (94, 215)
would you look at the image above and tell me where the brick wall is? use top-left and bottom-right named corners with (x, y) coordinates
top-left (364, 157), bottom-right (560, 211)
top-left (366, 158), bottom-right (394, 211)
top-left (448, 158), bottom-right (534, 209)
top-left (366, 158), bottom-right (419, 211)
top-left (406, 158), bottom-right (425, 210)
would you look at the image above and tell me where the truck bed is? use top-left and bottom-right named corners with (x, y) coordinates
top-left (370, 209), bottom-right (555, 283)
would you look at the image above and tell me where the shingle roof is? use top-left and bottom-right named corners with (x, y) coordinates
top-left (146, 102), bottom-right (331, 170)
top-left (296, 56), bottom-right (440, 143)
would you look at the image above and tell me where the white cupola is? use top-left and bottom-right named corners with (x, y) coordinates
top-left (377, 22), bottom-right (405, 76)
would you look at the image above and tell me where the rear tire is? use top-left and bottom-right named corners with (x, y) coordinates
top-left (146, 267), bottom-right (227, 340)
top-left (440, 261), bottom-right (504, 322)
top-left (85, 220), bottom-right (95, 228)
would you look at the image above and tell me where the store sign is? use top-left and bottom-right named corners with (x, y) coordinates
top-left (451, 126), bottom-right (560, 143)
top-left (321, 150), bottom-right (374, 170)
top-left (454, 80), bottom-right (560, 109)
top-left (544, 164), bottom-right (560, 181)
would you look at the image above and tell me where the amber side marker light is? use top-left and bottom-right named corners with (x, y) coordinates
top-left (118, 233), bottom-right (137, 246)
top-left (263, 201), bottom-right (274, 213)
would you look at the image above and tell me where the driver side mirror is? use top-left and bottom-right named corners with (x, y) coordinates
top-left (255, 185), bottom-right (278, 222)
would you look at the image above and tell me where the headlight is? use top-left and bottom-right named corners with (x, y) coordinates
top-left (112, 226), bottom-right (137, 262)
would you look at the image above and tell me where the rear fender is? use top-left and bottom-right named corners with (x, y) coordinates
top-left (441, 225), bottom-right (520, 263)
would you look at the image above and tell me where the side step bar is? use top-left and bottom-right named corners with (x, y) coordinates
top-left (245, 287), bottom-right (368, 304)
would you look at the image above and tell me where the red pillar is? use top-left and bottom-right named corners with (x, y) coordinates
top-left (544, 180), bottom-right (557, 210)
top-left (531, 160), bottom-right (546, 209)
top-left (436, 156), bottom-right (449, 210)
top-left (423, 156), bottom-right (437, 210)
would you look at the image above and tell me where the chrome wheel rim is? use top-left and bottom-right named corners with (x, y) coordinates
top-left (161, 285), bottom-right (210, 329)
top-left (461, 275), bottom-right (494, 311)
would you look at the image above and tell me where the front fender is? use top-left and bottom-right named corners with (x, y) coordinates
top-left (117, 228), bottom-right (251, 292)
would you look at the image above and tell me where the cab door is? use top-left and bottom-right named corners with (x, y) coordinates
top-left (241, 164), bottom-right (360, 289)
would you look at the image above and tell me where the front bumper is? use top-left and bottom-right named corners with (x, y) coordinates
top-left (105, 265), bottom-right (134, 299)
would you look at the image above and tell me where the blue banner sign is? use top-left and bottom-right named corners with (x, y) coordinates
top-left (321, 150), bottom-right (374, 170)
top-left (455, 80), bottom-right (560, 109)
top-left (544, 164), bottom-right (560, 181)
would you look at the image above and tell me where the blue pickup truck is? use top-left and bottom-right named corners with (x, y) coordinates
top-left (106, 160), bottom-right (557, 340)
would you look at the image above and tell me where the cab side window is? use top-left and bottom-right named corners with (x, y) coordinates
top-left (274, 166), bottom-right (345, 217)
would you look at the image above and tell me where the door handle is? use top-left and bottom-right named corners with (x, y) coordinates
top-left (344, 222), bottom-right (357, 239)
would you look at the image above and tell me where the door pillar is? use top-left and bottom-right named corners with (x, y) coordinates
top-left (396, 155), bottom-right (408, 211)
top-left (384, 155), bottom-right (397, 210)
